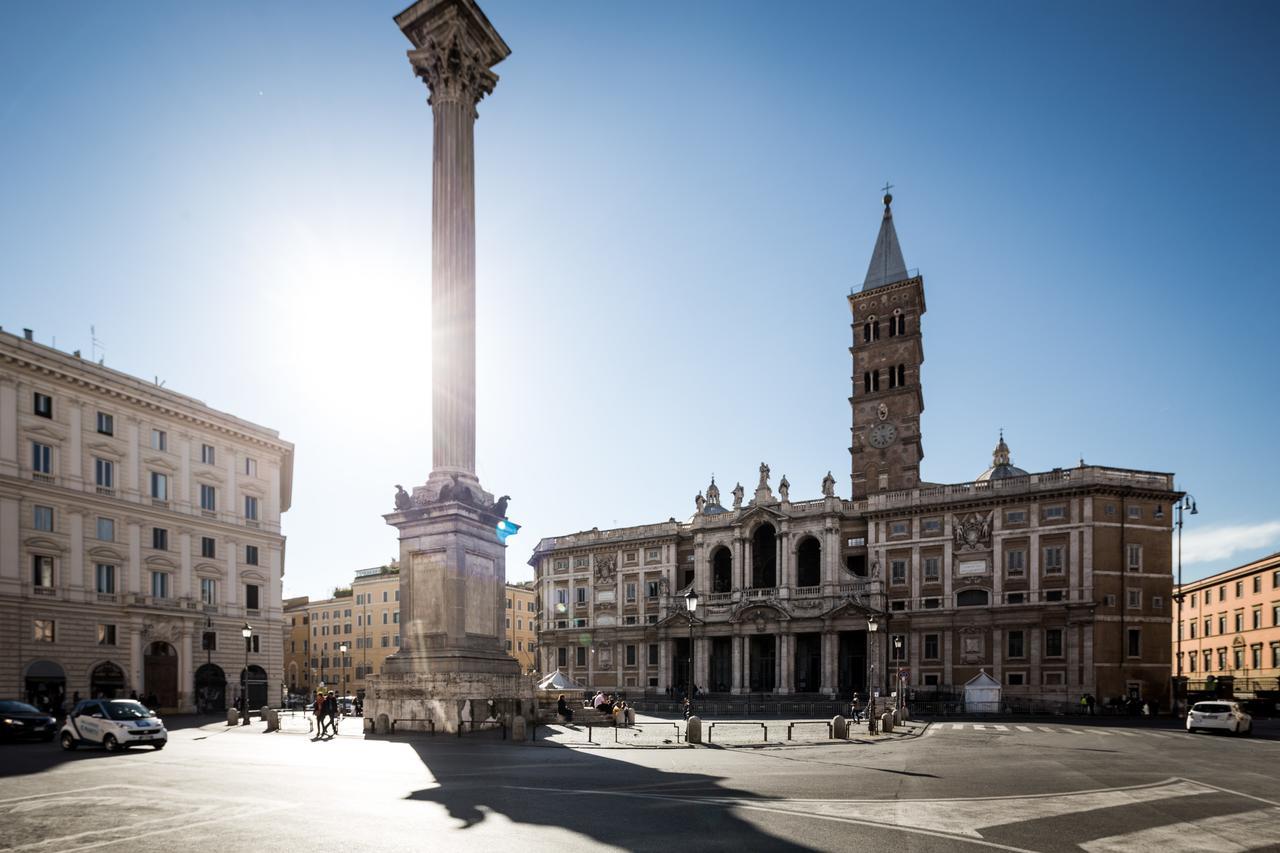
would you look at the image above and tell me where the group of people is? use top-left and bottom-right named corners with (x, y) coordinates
top-left (554, 691), bottom-right (632, 727)
top-left (312, 689), bottom-right (357, 738)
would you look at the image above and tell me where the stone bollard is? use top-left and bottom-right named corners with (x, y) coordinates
top-left (881, 711), bottom-right (894, 733)
top-left (364, 717), bottom-right (375, 734)
top-left (260, 706), bottom-right (270, 721)
top-left (226, 708), bottom-right (239, 726)
top-left (265, 709), bottom-right (279, 732)
top-left (624, 707), bottom-right (636, 727)
top-left (376, 713), bottom-right (391, 735)
top-left (831, 715), bottom-right (848, 739)
top-left (511, 716), bottom-right (527, 742)
top-left (892, 707), bottom-right (901, 726)
top-left (685, 715), bottom-right (702, 744)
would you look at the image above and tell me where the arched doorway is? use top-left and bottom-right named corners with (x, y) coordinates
top-left (796, 537), bottom-right (822, 587)
top-left (90, 661), bottom-right (126, 699)
top-left (711, 546), bottom-right (732, 592)
top-left (24, 660), bottom-right (66, 714)
top-left (144, 641), bottom-right (178, 708)
top-left (240, 665), bottom-right (268, 710)
top-left (194, 663), bottom-right (227, 713)
top-left (751, 524), bottom-right (777, 588)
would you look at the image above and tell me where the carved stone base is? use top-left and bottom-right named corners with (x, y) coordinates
top-left (364, 668), bottom-right (533, 735)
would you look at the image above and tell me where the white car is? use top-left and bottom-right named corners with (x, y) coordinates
top-left (1186, 700), bottom-right (1252, 736)
top-left (60, 699), bottom-right (168, 751)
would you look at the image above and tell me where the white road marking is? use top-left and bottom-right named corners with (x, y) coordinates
top-left (1015, 726), bottom-right (1033, 732)
top-left (949, 723), bottom-right (965, 730)
top-left (1081, 806), bottom-right (1280, 852)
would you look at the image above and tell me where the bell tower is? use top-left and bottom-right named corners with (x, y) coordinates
top-left (848, 192), bottom-right (926, 498)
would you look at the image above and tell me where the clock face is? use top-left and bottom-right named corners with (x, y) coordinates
top-left (868, 422), bottom-right (897, 448)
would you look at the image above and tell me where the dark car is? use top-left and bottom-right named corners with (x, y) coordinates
top-left (0, 700), bottom-right (58, 742)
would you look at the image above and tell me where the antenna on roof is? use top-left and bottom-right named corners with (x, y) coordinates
top-left (90, 325), bottom-right (104, 364)
top-left (154, 376), bottom-right (166, 388)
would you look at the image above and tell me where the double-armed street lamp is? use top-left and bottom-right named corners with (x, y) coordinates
top-left (240, 622), bottom-right (252, 725)
top-left (685, 589), bottom-right (700, 714)
top-left (1173, 495), bottom-right (1198, 678)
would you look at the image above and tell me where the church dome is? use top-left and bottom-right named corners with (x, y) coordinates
top-left (975, 432), bottom-right (1028, 482)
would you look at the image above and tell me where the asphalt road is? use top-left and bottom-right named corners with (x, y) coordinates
top-left (2, 715), bottom-right (1278, 853)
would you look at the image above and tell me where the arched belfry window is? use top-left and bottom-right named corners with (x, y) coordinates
top-left (711, 546), bottom-right (732, 593)
top-left (796, 537), bottom-right (821, 587)
top-left (751, 524), bottom-right (777, 589)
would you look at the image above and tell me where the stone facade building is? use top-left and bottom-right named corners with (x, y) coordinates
top-left (0, 328), bottom-right (293, 713)
top-left (531, 197), bottom-right (1181, 709)
top-left (1176, 550), bottom-right (1280, 693)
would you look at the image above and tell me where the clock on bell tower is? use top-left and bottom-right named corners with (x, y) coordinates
top-left (848, 191), bottom-right (926, 498)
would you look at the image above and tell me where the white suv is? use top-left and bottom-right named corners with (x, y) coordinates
top-left (60, 699), bottom-right (168, 751)
top-left (1186, 700), bottom-right (1252, 736)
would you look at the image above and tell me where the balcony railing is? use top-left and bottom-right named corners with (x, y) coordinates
top-left (95, 485), bottom-right (116, 497)
top-left (794, 585), bottom-right (822, 597)
top-left (744, 587), bottom-right (776, 599)
top-left (32, 471), bottom-right (55, 484)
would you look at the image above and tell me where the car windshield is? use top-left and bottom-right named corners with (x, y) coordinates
top-left (1194, 703), bottom-right (1230, 713)
top-left (0, 700), bottom-right (42, 714)
top-left (104, 701), bottom-right (152, 720)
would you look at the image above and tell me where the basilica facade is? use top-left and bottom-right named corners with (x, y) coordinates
top-left (530, 196), bottom-right (1179, 708)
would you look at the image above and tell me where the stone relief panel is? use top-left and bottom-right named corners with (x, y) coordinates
top-left (463, 552), bottom-right (497, 637)
top-left (952, 512), bottom-right (993, 551)
top-left (412, 550), bottom-right (447, 638)
top-left (959, 625), bottom-right (985, 664)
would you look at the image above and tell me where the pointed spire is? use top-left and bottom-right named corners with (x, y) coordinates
top-left (992, 430), bottom-right (1011, 467)
top-left (862, 190), bottom-right (909, 291)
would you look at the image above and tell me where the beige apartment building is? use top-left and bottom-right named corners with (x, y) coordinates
top-left (531, 197), bottom-right (1180, 710)
top-left (283, 564), bottom-right (401, 699)
top-left (1177, 550), bottom-right (1280, 694)
top-left (0, 328), bottom-right (293, 713)
top-left (505, 582), bottom-right (536, 673)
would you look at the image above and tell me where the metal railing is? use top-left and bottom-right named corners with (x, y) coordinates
top-left (707, 721), bottom-right (769, 743)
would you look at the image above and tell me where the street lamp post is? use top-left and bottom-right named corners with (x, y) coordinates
top-left (1173, 495), bottom-right (1197, 678)
top-left (685, 589), bottom-right (699, 716)
top-left (893, 635), bottom-right (904, 710)
top-left (240, 622), bottom-right (252, 726)
top-left (866, 615), bottom-right (879, 734)
top-left (339, 642), bottom-right (349, 716)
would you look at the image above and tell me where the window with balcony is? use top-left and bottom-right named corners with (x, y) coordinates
top-left (96, 412), bottom-right (114, 435)
top-left (1005, 549), bottom-right (1026, 576)
top-left (150, 471), bottom-right (168, 501)
top-left (924, 557), bottom-right (940, 581)
top-left (890, 560), bottom-right (907, 585)
top-left (31, 441), bottom-right (52, 475)
top-left (94, 457), bottom-right (114, 491)
top-left (201, 578), bottom-right (218, 605)
top-left (32, 555), bottom-right (54, 588)
top-left (1043, 547), bottom-right (1064, 575)
top-left (95, 563), bottom-right (115, 594)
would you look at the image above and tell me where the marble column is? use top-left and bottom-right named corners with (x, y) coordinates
top-left (403, 6), bottom-right (511, 482)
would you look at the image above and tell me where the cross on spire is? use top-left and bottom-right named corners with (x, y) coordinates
top-left (881, 181), bottom-right (894, 195)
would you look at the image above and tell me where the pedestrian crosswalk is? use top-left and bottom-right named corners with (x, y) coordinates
top-left (924, 721), bottom-right (1188, 739)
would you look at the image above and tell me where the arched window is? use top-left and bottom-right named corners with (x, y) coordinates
top-left (751, 524), bottom-right (777, 589)
top-left (956, 589), bottom-right (989, 607)
top-left (862, 317), bottom-right (880, 342)
top-left (796, 537), bottom-right (821, 587)
top-left (888, 364), bottom-right (906, 388)
top-left (711, 546), bottom-right (732, 593)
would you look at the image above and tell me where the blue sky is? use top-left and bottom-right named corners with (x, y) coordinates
top-left (2, 2), bottom-right (1277, 598)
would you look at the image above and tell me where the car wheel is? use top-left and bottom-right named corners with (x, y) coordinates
top-left (103, 734), bottom-right (120, 753)
top-left (153, 742), bottom-right (166, 750)
top-left (60, 732), bottom-right (77, 751)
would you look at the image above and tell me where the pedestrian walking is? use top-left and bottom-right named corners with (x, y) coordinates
top-left (325, 692), bottom-right (338, 735)
top-left (850, 693), bottom-right (862, 723)
top-left (313, 690), bottom-right (327, 737)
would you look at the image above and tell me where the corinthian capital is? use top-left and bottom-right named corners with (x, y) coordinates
top-left (397, 0), bottom-right (511, 112)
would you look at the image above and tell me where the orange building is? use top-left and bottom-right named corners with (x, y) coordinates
top-left (1177, 550), bottom-right (1280, 694)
